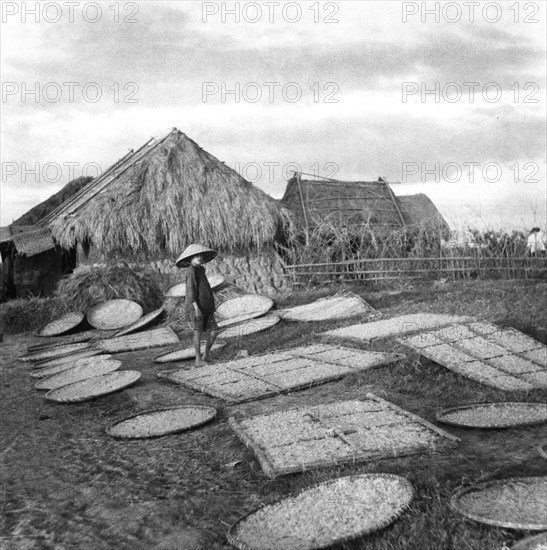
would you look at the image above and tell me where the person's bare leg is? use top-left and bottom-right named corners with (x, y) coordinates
top-left (194, 329), bottom-right (205, 366)
top-left (203, 330), bottom-right (218, 362)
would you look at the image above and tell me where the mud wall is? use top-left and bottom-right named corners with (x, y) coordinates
top-left (80, 247), bottom-right (292, 297)
top-left (151, 248), bottom-right (291, 296)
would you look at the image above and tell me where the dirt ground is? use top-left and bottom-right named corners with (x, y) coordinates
top-left (1, 280), bottom-right (546, 550)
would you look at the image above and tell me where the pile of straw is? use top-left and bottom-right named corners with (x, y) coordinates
top-left (0, 296), bottom-right (68, 334)
top-left (55, 264), bottom-right (163, 313)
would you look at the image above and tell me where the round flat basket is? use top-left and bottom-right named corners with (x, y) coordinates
top-left (106, 405), bottom-right (217, 439)
top-left (30, 349), bottom-right (102, 372)
top-left (437, 402), bottom-right (547, 429)
top-left (45, 371), bottom-right (141, 403)
top-left (20, 342), bottom-right (92, 363)
top-left (450, 477), bottom-right (547, 530)
top-left (228, 473), bottom-right (414, 550)
top-left (113, 307), bottom-right (164, 337)
top-left (163, 274), bottom-right (225, 298)
top-left (30, 354), bottom-right (114, 379)
top-left (27, 333), bottom-right (92, 353)
top-left (37, 312), bottom-right (85, 337)
top-left (216, 295), bottom-right (273, 320)
top-left (87, 300), bottom-right (143, 330)
top-left (538, 443), bottom-right (547, 460)
top-left (217, 313), bottom-right (268, 329)
top-left (512, 532), bottom-right (547, 550)
top-left (154, 341), bottom-right (227, 363)
top-left (220, 315), bottom-right (279, 339)
top-left (35, 359), bottom-right (122, 391)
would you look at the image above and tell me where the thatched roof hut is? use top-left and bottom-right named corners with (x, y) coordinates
top-left (281, 175), bottom-right (407, 233)
top-left (397, 193), bottom-right (450, 237)
top-left (282, 175), bottom-right (450, 238)
top-left (0, 225), bottom-right (73, 301)
top-left (43, 129), bottom-right (294, 258)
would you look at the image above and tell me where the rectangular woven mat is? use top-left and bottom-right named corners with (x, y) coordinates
top-left (161, 344), bottom-right (403, 403)
top-left (398, 321), bottom-right (546, 391)
top-left (322, 313), bottom-right (472, 343)
top-left (96, 326), bottom-right (180, 354)
top-left (229, 393), bottom-right (458, 478)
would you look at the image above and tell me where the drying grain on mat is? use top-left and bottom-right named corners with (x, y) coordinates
top-left (278, 290), bottom-right (375, 322)
top-left (229, 474), bottom-right (414, 550)
top-left (29, 349), bottom-right (102, 372)
top-left (437, 403), bottom-right (547, 428)
top-left (35, 359), bottom-right (122, 390)
top-left (107, 406), bottom-right (216, 438)
top-left (45, 371), bottom-right (141, 403)
top-left (30, 354), bottom-right (115, 379)
top-left (451, 477), bottom-right (547, 530)
top-left (20, 342), bottom-right (92, 362)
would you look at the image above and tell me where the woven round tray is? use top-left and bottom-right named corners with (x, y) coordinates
top-left (38, 311), bottom-right (85, 336)
top-left (45, 371), bottom-right (141, 403)
top-left (512, 532), bottom-right (547, 550)
top-left (216, 294), bottom-right (273, 320)
top-left (228, 473), bottom-right (414, 550)
top-left (106, 405), bottom-right (217, 439)
top-left (217, 312), bottom-right (268, 329)
top-left (437, 402), bottom-right (547, 429)
top-left (279, 292), bottom-right (373, 322)
top-left (30, 349), bottom-right (102, 371)
top-left (30, 354), bottom-right (114, 379)
top-left (154, 341), bottom-right (227, 363)
top-left (87, 300), bottom-right (143, 330)
top-left (35, 359), bottom-right (122, 391)
top-left (220, 315), bottom-right (279, 339)
top-left (163, 274), bottom-right (225, 298)
top-left (451, 477), bottom-right (547, 530)
top-left (37, 312), bottom-right (85, 337)
top-left (112, 307), bottom-right (164, 337)
top-left (20, 342), bottom-right (92, 363)
top-left (538, 443), bottom-right (547, 460)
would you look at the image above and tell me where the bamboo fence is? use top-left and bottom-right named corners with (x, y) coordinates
top-left (285, 256), bottom-right (547, 285)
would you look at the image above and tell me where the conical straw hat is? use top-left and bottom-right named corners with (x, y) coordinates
top-left (175, 244), bottom-right (217, 268)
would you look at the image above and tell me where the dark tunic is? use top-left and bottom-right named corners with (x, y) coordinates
top-left (185, 265), bottom-right (215, 314)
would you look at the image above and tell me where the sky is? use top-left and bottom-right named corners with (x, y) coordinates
top-left (1, 0), bottom-right (546, 232)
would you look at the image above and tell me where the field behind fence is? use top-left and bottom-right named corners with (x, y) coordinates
top-left (282, 225), bottom-right (547, 285)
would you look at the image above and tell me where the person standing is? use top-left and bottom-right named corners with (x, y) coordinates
top-left (176, 244), bottom-right (219, 366)
top-left (527, 227), bottom-right (546, 257)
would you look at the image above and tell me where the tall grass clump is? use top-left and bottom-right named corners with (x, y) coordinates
top-left (55, 263), bottom-right (164, 313)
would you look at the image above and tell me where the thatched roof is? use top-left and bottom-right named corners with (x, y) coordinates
top-left (14, 176), bottom-right (92, 226)
top-left (0, 225), bottom-right (55, 256)
top-left (281, 175), bottom-right (407, 233)
top-left (397, 194), bottom-right (450, 236)
top-left (45, 129), bottom-right (294, 257)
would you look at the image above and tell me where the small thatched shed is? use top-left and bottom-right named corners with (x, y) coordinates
top-left (281, 175), bottom-right (407, 233)
top-left (0, 225), bottom-right (74, 301)
top-left (397, 193), bottom-right (450, 238)
top-left (43, 128), bottom-right (294, 294)
top-left (282, 175), bottom-right (450, 238)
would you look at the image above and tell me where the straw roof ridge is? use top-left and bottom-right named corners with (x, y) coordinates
top-left (50, 130), bottom-right (294, 257)
top-left (14, 176), bottom-right (92, 226)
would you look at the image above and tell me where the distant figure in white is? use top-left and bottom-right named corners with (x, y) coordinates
top-left (527, 227), bottom-right (546, 257)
